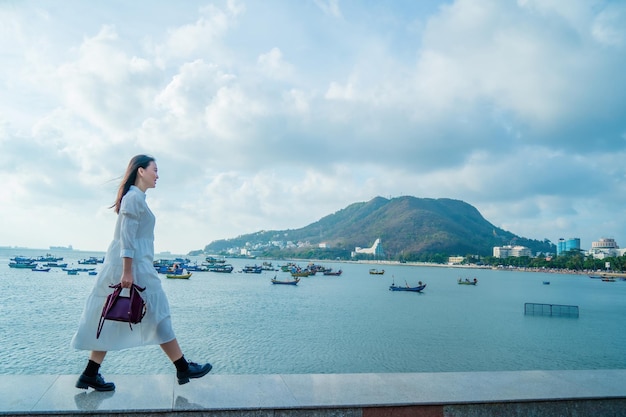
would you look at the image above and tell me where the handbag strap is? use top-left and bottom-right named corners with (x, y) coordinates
top-left (96, 284), bottom-right (123, 339)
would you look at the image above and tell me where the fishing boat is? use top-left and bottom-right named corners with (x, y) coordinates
top-left (207, 264), bottom-right (234, 273)
top-left (9, 260), bottom-right (37, 269)
top-left (369, 268), bottom-right (385, 275)
top-left (458, 278), bottom-right (478, 285)
top-left (242, 265), bottom-right (263, 274)
top-left (271, 276), bottom-right (300, 285)
top-left (291, 270), bottom-right (310, 277)
top-left (32, 266), bottom-right (51, 272)
top-left (389, 281), bottom-right (426, 292)
top-left (67, 269), bottom-right (79, 275)
top-left (166, 273), bottom-right (192, 279)
top-left (44, 262), bottom-right (68, 268)
top-left (323, 269), bottom-right (342, 276)
top-left (543, 281), bottom-right (550, 285)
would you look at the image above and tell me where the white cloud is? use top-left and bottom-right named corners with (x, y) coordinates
top-left (0, 0), bottom-right (625, 254)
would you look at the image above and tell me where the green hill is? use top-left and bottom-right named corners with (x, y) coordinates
top-left (202, 196), bottom-right (554, 260)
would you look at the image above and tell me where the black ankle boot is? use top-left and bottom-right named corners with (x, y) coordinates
top-left (176, 361), bottom-right (212, 385)
top-left (75, 373), bottom-right (116, 391)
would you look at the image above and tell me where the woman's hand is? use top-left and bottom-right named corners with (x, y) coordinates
top-left (120, 271), bottom-right (134, 288)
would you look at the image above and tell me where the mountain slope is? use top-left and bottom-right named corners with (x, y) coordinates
top-left (203, 196), bottom-right (553, 259)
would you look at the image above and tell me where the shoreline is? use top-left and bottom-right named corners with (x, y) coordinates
top-left (269, 258), bottom-right (626, 277)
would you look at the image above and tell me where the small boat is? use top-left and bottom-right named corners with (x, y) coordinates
top-left (207, 264), bottom-right (234, 273)
top-left (8, 261), bottom-right (37, 269)
top-left (291, 271), bottom-right (310, 277)
top-left (166, 273), bottom-right (192, 279)
top-left (543, 281), bottom-right (550, 285)
top-left (271, 276), bottom-right (300, 285)
top-left (67, 269), bottom-right (79, 275)
top-left (389, 280), bottom-right (426, 292)
top-left (32, 266), bottom-right (51, 272)
top-left (242, 265), bottom-right (263, 274)
top-left (369, 268), bottom-right (385, 275)
top-left (323, 269), bottom-right (342, 276)
top-left (88, 271), bottom-right (98, 276)
top-left (458, 278), bottom-right (478, 285)
top-left (44, 262), bottom-right (68, 268)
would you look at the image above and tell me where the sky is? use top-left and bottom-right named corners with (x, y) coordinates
top-left (1, 0), bottom-right (625, 255)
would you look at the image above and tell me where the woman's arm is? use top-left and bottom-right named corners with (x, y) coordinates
top-left (121, 257), bottom-right (134, 288)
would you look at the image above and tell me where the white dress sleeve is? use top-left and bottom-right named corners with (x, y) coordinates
top-left (119, 190), bottom-right (144, 258)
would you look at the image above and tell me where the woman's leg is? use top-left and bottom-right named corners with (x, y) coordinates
top-left (160, 338), bottom-right (183, 361)
top-left (160, 338), bottom-right (212, 385)
top-left (89, 350), bottom-right (107, 364)
top-left (76, 351), bottom-right (115, 391)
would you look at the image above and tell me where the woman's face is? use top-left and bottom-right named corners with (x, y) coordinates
top-left (136, 161), bottom-right (158, 191)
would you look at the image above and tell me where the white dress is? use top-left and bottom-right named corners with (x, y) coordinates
top-left (71, 186), bottom-right (176, 351)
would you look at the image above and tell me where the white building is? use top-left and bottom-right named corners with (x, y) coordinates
top-left (588, 238), bottom-right (620, 259)
top-left (493, 245), bottom-right (532, 258)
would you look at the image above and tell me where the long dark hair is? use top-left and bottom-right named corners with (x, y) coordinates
top-left (111, 154), bottom-right (155, 214)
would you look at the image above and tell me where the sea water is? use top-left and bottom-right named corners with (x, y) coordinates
top-left (1, 248), bottom-right (625, 376)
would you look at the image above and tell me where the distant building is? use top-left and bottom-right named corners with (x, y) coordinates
top-left (448, 256), bottom-right (464, 265)
top-left (493, 245), bottom-right (531, 258)
top-left (352, 238), bottom-right (383, 257)
top-left (556, 238), bottom-right (581, 255)
top-left (588, 238), bottom-right (620, 259)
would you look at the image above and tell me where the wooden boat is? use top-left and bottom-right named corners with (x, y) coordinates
top-left (67, 269), bottom-right (79, 275)
top-left (271, 276), bottom-right (300, 285)
top-left (9, 261), bottom-right (37, 269)
top-left (369, 268), bottom-right (385, 275)
top-left (166, 273), bottom-right (192, 279)
top-left (543, 281), bottom-right (550, 285)
top-left (291, 271), bottom-right (310, 277)
top-left (242, 265), bottom-right (263, 274)
top-left (207, 264), bottom-right (234, 273)
top-left (44, 262), bottom-right (68, 268)
top-left (323, 269), bottom-right (342, 276)
top-left (32, 266), bottom-right (51, 272)
top-left (458, 278), bottom-right (478, 285)
top-left (389, 282), bottom-right (426, 292)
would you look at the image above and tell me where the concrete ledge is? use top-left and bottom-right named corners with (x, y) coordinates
top-left (1, 370), bottom-right (625, 416)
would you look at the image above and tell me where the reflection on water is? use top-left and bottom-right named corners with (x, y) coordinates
top-left (1, 248), bottom-right (625, 375)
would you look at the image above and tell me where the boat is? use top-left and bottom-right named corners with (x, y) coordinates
top-left (207, 264), bottom-right (234, 273)
top-left (67, 269), bottom-right (79, 275)
top-left (291, 271), bottom-right (310, 277)
top-left (242, 265), bottom-right (263, 274)
top-left (88, 271), bottom-right (98, 276)
top-left (9, 258), bottom-right (37, 269)
top-left (543, 281), bottom-right (550, 285)
top-left (35, 254), bottom-right (63, 262)
top-left (32, 266), bottom-right (51, 272)
top-left (458, 278), bottom-right (478, 285)
top-left (166, 273), bottom-right (192, 279)
top-left (389, 281), bottom-right (426, 292)
top-left (323, 269), bottom-right (342, 276)
top-left (271, 276), bottom-right (300, 285)
top-left (369, 268), bottom-right (385, 275)
top-left (44, 262), bottom-right (68, 268)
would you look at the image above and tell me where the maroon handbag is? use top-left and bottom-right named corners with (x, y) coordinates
top-left (96, 283), bottom-right (146, 339)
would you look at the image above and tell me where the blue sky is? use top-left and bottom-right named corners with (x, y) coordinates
top-left (1, 0), bottom-right (625, 254)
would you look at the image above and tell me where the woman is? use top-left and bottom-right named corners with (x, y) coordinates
top-left (71, 155), bottom-right (211, 391)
